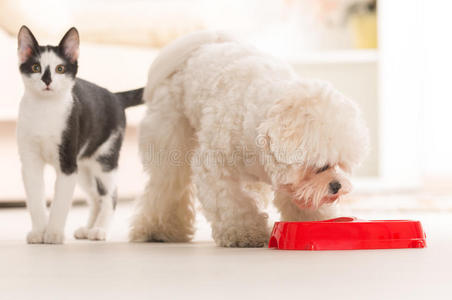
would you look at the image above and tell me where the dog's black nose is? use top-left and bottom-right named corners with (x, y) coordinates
top-left (329, 181), bottom-right (341, 194)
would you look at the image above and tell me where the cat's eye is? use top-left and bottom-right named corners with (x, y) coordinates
top-left (31, 64), bottom-right (41, 73)
top-left (55, 65), bottom-right (66, 74)
top-left (316, 165), bottom-right (330, 174)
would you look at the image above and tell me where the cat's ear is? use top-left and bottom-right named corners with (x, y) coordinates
top-left (18, 26), bottom-right (39, 63)
top-left (58, 27), bottom-right (79, 63)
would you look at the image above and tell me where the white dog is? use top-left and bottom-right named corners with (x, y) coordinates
top-left (130, 31), bottom-right (369, 247)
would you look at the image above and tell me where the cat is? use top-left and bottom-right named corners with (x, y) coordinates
top-left (16, 26), bottom-right (143, 244)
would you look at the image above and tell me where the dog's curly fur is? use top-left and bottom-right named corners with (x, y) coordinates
top-left (130, 31), bottom-right (369, 247)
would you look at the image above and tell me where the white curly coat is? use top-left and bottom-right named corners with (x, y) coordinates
top-left (130, 31), bottom-right (369, 247)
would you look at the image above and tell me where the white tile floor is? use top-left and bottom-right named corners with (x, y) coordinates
top-left (0, 203), bottom-right (451, 300)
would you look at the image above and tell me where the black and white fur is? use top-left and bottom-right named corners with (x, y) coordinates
top-left (17, 26), bottom-right (143, 244)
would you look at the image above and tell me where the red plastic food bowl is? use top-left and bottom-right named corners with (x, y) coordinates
top-left (269, 217), bottom-right (426, 250)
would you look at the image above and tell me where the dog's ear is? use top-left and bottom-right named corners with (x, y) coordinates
top-left (258, 80), bottom-right (369, 171)
top-left (258, 95), bottom-right (312, 166)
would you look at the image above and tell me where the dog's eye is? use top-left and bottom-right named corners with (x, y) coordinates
top-left (316, 165), bottom-right (329, 174)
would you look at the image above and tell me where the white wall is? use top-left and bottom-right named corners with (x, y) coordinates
top-left (378, 0), bottom-right (452, 188)
top-left (420, 1), bottom-right (452, 180)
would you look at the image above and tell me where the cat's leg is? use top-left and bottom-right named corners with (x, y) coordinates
top-left (74, 167), bottom-right (100, 239)
top-left (85, 172), bottom-right (117, 241)
top-left (193, 158), bottom-right (269, 247)
top-left (274, 190), bottom-right (338, 221)
top-left (74, 198), bottom-right (100, 239)
top-left (21, 153), bottom-right (48, 244)
top-left (43, 171), bottom-right (77, 244)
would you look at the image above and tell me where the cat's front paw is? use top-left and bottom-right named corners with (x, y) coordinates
top-left (43, 229), bottom-right (65, 244)
top-left (87, 227), bottom-right (107, 241)
top-left (74, 226), bottom-right (89, 239)
top-left (26, 229), bottom-right (45, 244)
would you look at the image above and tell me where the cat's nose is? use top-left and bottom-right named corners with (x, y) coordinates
top-left (41, 66), bottom-right (52, 86)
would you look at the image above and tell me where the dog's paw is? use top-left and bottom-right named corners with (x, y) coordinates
top-left (74, 226), bottom-right (89, 239)
top-left (129, 217), bottom-right (150, 242)
top-left (214, 226), bottom-right (269, 248)
top-left (87, 227), bottom-right (106, 241)
top-left (26, 229), bottom-right (45, 244)
top-left (129, 227), bottom-right (148, 242)
top-left (43, 229), bottom-right (65, 244)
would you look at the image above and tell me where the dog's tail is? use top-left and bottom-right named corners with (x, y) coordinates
top-left (143, 30), bottom-right (234, 103)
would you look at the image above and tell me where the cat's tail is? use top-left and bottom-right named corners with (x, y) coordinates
top-left (115, 87), bottom-right (144, 109)
top-left (143, 30), bottom-right (235, 103)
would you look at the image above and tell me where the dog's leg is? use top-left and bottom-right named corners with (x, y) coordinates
top-left (194, 162), bottom-right (269, 247)
top-left (129, 101), bottom-right (196, 243)
top-left (274, 190), bottom-right (338, 221)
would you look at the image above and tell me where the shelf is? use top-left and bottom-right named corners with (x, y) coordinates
top-left (0, 49), bottom-right (378, 124)
top-left (287, 49), bottom-right (378, 65)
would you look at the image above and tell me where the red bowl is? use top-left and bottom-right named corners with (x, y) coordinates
top-left (269, 217), bottom-right (427, 250)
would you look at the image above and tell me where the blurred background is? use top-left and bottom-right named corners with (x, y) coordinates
top-left (0, 0), bottom-right (450, 212)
